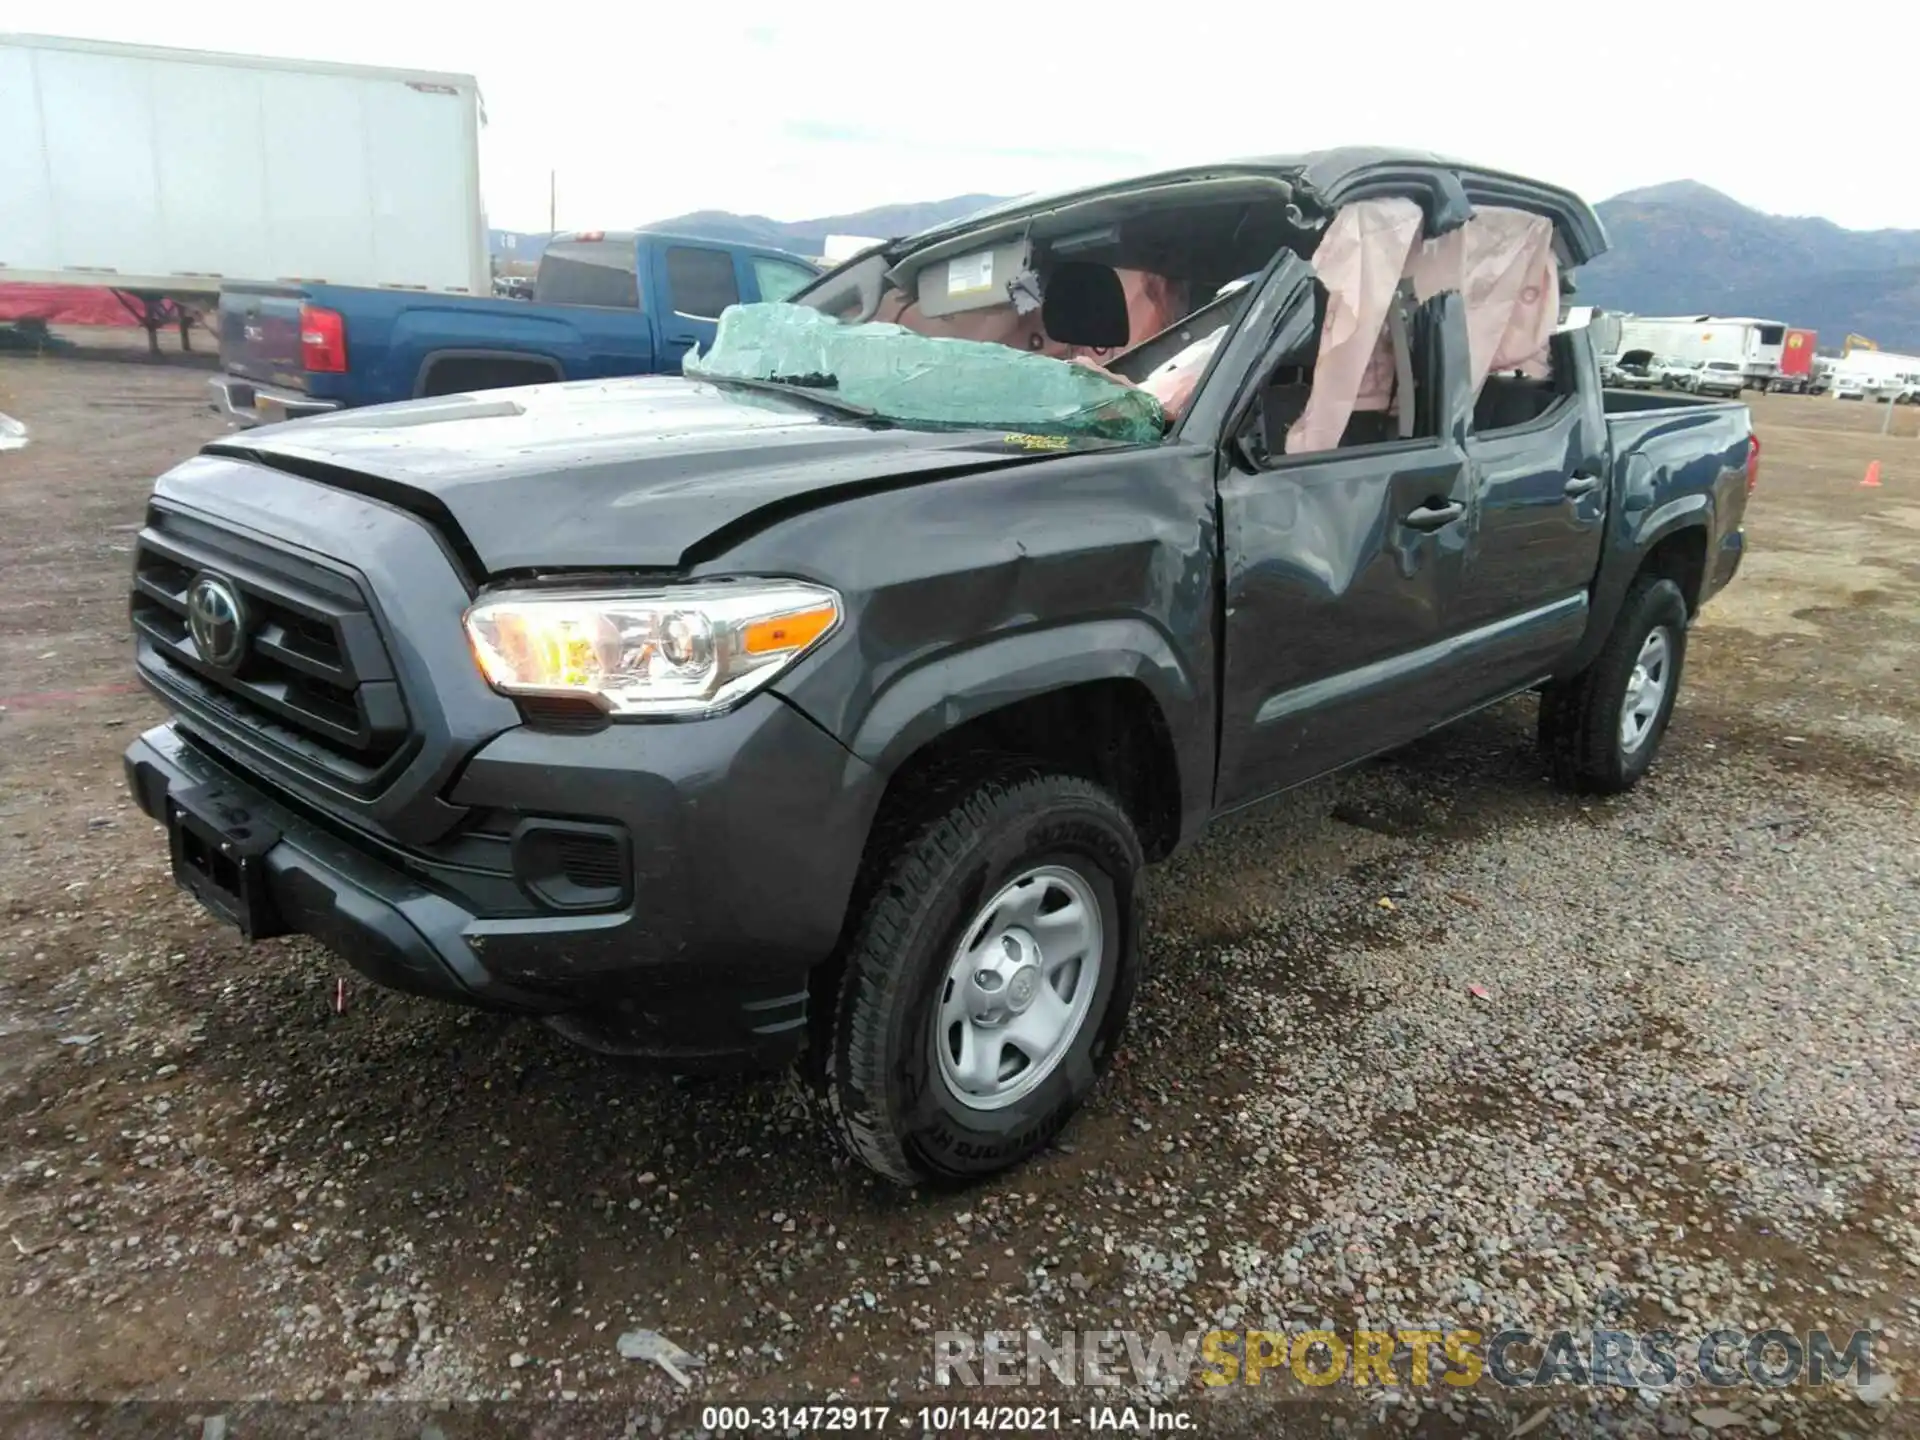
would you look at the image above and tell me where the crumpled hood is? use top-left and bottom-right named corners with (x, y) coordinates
top-left (207, 375), bottom-right (1080, 574)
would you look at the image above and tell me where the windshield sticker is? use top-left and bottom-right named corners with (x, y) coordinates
top-left (1001, 432), bottom-right (1071, 451)
top-left (947, 252), bottom-right (995, 297)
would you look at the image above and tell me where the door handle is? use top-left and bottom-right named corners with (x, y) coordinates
top-left (1564, 474), bottom-right (1601, 498)
top-left (1402, 500), bottom-right (1464, 532)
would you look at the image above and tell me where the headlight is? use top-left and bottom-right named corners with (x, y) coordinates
top-left (463, 580), bottom-right (840, 717)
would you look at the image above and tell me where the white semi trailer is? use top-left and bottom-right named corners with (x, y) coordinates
top-left (1615, 315), bottom-right (1788, 389)
top-left (0, 33), bottom-right (487, 352)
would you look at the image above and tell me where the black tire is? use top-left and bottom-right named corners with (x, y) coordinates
top-left (1538, 576), bottom-right (1689, 794)
top-left (824, 764), bottom-right (1141, 1186)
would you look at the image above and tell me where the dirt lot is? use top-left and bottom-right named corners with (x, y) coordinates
top-left (1, 336), bottom-right (1916, 1437)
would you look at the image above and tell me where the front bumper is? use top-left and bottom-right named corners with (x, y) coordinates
top-left (209, 374), bottom-right (341, 428)
top-left (126, 701), bottom-right (883, 1068)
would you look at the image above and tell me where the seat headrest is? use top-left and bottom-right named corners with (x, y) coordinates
top-left (1042, 262), bottom-right (1130, 350)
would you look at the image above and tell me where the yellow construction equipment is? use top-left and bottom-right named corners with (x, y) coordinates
top-left (1843, 333), bottom-right (1880, 356)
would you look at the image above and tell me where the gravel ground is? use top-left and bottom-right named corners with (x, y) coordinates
top-left (0, 335), bottom-right (1916, 1438)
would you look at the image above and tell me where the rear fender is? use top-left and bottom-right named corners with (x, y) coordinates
top-left (412, 348), bottom-right (564, 397)
top-left (381, 308), bottom-right (581, 398)
top-left (1632, 493), bottom-right (1713, 553)
top-left (1558, 491), bottom-right (1711, 678)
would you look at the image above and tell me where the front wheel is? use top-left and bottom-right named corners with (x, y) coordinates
top-left (822, 766), bottom-right (1141, 1186)
top-left (1538, 576), bottom-right (1689, 794)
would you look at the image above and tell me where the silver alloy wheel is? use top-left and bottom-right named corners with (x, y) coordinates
top-left (1620, 625), bottom-right (1673, 754)
top-left (933, 864), bottom-right (1103, 1112)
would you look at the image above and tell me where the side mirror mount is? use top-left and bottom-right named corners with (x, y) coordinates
top-left (1229, 412), bottom-right (1271, 473)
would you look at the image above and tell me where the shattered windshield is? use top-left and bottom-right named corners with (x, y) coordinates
top-left (684, 304), bottom-right (1167, 444)
top-left (685, 178), bottom-right (1324, 441)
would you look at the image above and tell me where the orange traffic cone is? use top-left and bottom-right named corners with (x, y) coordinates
top-left (1862, 460), bottom-right (1883, 488)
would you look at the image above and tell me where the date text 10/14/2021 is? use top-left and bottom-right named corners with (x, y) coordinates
top-left (699, 1405), bottom-right (1193, 1432)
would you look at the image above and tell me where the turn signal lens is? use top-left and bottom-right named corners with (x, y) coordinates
top-left (743, 603), bottom-right (837, 656)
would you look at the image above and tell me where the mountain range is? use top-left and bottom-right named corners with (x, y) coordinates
top-left (487, 196), bottom-right (1004, 268)
top-left (1581, 182), bottom-right (1920, 350)
top-left (493, 181), bottom-right (1920, 351)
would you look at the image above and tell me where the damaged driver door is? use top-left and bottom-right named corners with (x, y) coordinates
top-left (1211, 273), bottom-right (1473, 810)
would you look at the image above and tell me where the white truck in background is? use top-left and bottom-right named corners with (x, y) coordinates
top-left (822, 234), bottom-right (887, 264)
top-left (1615, 315), bottom-right (1788, 390)
top-left (0, 33), bottom-right (487, 352)
top-left (1827, 348), bottom-right (1920, 401)
top-left (1574, 307), bottom-right (1624, 371)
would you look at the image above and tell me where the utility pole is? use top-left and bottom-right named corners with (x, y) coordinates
top-left (549, 170), bottom-right (556, 235)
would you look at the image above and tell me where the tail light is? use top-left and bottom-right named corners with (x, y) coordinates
top-left (298, 304), bottom-right (347, 373)
top-left (1745, 433), bottom-right (1761, 493)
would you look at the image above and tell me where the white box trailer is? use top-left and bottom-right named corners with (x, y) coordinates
top-left (1615, 315), bottom-right (1788, 387)
top-left (822, 234), bottom-right (886, 264)
top-left (0, 33), bottom-right (487, 347)
top-left (1567, 307), bottom-right (1624, 364)
top-left (1831, 349), bottom-right (1920, 396)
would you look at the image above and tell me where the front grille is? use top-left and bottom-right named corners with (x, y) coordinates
top-left (131, 507), bottom-right (412, 794)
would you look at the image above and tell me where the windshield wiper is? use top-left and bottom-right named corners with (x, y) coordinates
top-left (698, 373), bottom-right (883, 422)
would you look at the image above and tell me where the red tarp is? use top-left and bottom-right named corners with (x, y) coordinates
top-left (0, 284), bottom-right (138, 327)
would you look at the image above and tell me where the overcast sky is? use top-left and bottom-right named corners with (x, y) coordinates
top-left (12, 2), bottom-right (1913, 233)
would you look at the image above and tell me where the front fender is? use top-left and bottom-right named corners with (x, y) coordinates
top-left (846, 617), bottom-right (1201, 779)
top-left (717, 444), bottom-right (1223, 847)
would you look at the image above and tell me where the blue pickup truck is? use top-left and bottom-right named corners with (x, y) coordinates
top-left (209, 231), bottom-right (820, 426)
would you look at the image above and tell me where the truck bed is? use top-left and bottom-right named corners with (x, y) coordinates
top-left (1600, 387), bottom-right (1745, 416)
top-left (214, 281), bottom-right (657, 424)
top-left (211, 233), bottom-right (820, 426)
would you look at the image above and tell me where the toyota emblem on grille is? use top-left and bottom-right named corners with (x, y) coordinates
top-left (186, 574), bottom-right (249, 671)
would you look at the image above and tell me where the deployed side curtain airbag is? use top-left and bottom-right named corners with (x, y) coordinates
top-left (1412, 208), bottom-right (1558, 394)
top-left (1286, 198), bottom-right (1423, 455)
top-left (1287, 200), bottom-right (1561, 455)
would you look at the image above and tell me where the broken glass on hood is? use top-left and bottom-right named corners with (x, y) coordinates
top-left (683, 303), bottom-right (1167, 444)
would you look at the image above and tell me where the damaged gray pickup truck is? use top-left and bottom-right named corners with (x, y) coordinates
top-left (124, 149), bottom-right (1756, 1185)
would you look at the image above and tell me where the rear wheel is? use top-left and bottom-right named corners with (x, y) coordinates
top-left (822, 764), bottom-right (1141, 1186)
top-left (1538, 576), bottom-right (1689, 794)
